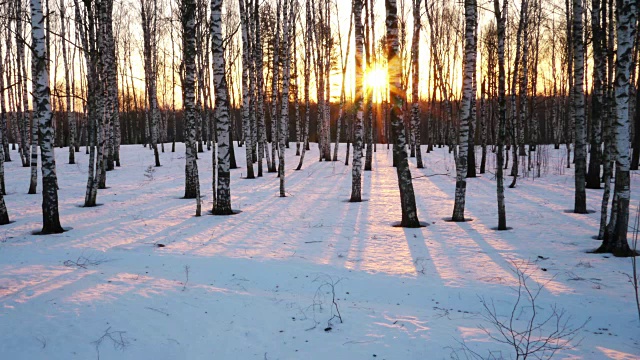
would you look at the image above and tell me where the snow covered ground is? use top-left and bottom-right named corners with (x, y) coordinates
top-left (0, 143), bottom-right (638, 359)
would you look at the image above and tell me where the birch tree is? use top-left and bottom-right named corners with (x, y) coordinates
top-left (296, 0), bottom-right (312, 171)
top-left (0, 13), bottom-right (10, 166)
top-left (141, 0), bottom-right (161, 167)
top-left (386, 0), bottom-right (420, 227)
top-left (350, 0), bottom-right (365, 202)
top-left (363, 0), bottom-right (374, 171)
top-left (410, 0), bottom-right (422, 169)
top-left (211, 0), bottom-right (233, 214)
top-left (102, 0), bottom-right (119, 169)
top-left (74, 0), bottom-right (103, 207)
top-left (59, 0), bottom-right (76, 165)
top-left (597, 0), bottom-right (637, 256)
top-left (181, 0), bottom-right (201, 215)
top-left (28, 18), bottom-right (39, 195)
top-left (16, 0), bottom-right (30, 168)
top-left (254, 0), bottom-right (267, 177)
top-left (321, 0), bottom-right (331, 161)
top-left (269, 1), bottom-right (280, 173)
top-left (507, 0), bottom-right (527, 187)
top-left (452, 0), bottom-right (477, 222)
top-left (587, 0), bottom-right (605, 188)
top-left (495, 0), bottom-right (507, 230)
top-left (0, 12), bottom-right (8, 195)
top-left (598, 0), bottom-right (615, 240)
top-left (572, 0), bottom-right (587, 213)
top-left (0, 16), bottom-right (8, 220)
top-left (332, 0), bottom-right (352, 162)
top-left (239, 0), bottom-right (256, 179)
top-left (31, 0), bottom-right (64, 233)
top-left (278, 0), bottom-right (293, 197)
top-left (94, 0), bottom-right (115, 188)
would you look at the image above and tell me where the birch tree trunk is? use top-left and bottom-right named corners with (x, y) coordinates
top-left (28, 63), bottom-right (39, 194)
top-left (95, 0), bottom-right (109, 189)
top-left (572, 0), bottom-right (587, 213)
top-left (296, 0), bottom-right (312, 171)
top-left (292, 15), bottom-right (300, 158)
top-left (599, 0), bottom-right (616, 238)
top-left (16, 0), bottom-right (30, 168)
top-left (495, 0), bottom-right (507, 230)
top-left (60, 0), bottom-right (75, 165)
top-left (74, 0), bottom-right (102, 206)
top-left (1, 25), bottom-right (10, 164)
top-left (479, 79), bottom-right (487, 174)
top-left (0, 74), bottom-right (8, 222)
top-left (181, 0), bottom-right (201, 210)
top-left (410, 0), bottom-right (423, 169)
top-left (387, 0), bottom-right (420, 227)
top-left (587, 0), bottom-right (605, 188)
top-left (597, 0), bottom-right (637, 256)
top-left (239, 0), bottom-right (255, 179)
top-left (31, 0), bottom-right (63, 233)
top-left (254, 0), bottom-right (267, 177)
top-left (103, 0), bottom-right (119, 169)
top-left (363, 0), bottom-right (374, 171)
top-left (314, 1), bottom-right (326, 162)
top-left (508, 0), bottom-right (527, 185)
top-left (278, 0), bottom-right (292, 197)
top-left (0, 118), bottom-right (8, 221)
top-left (333, 3), bottom-right (353, 162)
top-left (631, 83), bottom-right (640, 170)
top-left (269, 1), bottom-right (280, 173)
top-left (211, 0), bottom-right (233, 214)
top-left (350, 0), bottom-right (365, 202)
top-left (141, 0), bottom-right (161, 167)
top-left (322, 0), bottom-right (331, 160)
top-left (452, 0), bottom-right (477, 222)
top-left (0, 29), bottom-right (7, 195)
top-left (295, 3), bottom-right (301, 158)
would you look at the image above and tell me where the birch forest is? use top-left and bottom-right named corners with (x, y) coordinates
top-left (0, 0), bottom-right (639, 358)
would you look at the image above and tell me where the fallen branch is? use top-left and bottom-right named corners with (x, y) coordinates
top-left (412, 173), bottom-right (450, 179)
top-left (92, 326), bottom-right (129, 360)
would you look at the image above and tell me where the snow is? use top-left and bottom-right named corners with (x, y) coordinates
top-left (0, 143), bottom-right (638, 359)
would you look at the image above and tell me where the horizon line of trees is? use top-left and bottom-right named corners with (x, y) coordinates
top-left (0, 0), bottom-right (638, 257)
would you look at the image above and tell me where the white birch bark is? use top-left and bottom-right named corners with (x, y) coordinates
top-left (239, 0), bottom-right (255, 179)
top-left (278, 0), bottom-right (292, 197)
top-left (254, 0), bottom-right (267, 177)
top-left (296, 0), bottom-right (312, 171)
top-left (350, 0), bottom-right (365, 202)
top-left (59, 0), bottom-right (76, 165)
top-left (181, 0), bottom-right (201, 210)
top-left (333, 8), bottom-right (353, 162)
top-left (269, 0), bottom-right (281, 173)
top-left (74, 0), bottom-right (101, 207)
top-left (410, 0), bottom-right (422, 169)
top-left (452, 0), bottom-right (477, 221)
top-left (16, 0), bottom-right (30, 168)
top-left (572, 0), bottom-right (587, 213)
top-left (587, 0), bottom-right (605, 189)
top-left (211, 0), bottom-right (233, 214)
top-left (0, 31), bottom-right (7, 196)
top-left (141, 0), bottom-right (161, 167)
top-left (31, 0), bottom-right (63, 233)
top-left (364, 0), bottom-right (375, 171)
top-left (28, 30), bottom-right (40, 195)
top-left (386, 0), bottom-right (420, 227)
top-left (598, 0), bottom-right (636, 255)
top-left (495, 0), bottom-right (507, 230)
top-left (322, 0), bottom-right (331, 160)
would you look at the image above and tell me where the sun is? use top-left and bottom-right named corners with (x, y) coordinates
top-left (364, 66), bottom-right (387, 92)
